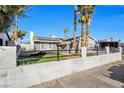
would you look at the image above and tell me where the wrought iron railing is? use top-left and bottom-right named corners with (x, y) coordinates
top-left (17, 47), bottom-right (120, 66)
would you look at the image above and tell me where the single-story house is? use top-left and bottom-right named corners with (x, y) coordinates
top-left (29, 32), bottom-right (98, 51)
top-left (62, 35), bottom-right (98, 50)
top-left (33, 35), bottom-right (63, 50)
top-left (58, 35), bottom-right (98, 54)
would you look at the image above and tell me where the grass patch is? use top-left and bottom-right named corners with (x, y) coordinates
top-left (18, 51), bottom-right (98, 66)
top-left (18, 54), bottom-right (66, 65)
top-left (37, 54), bottom-right (66, 63)
top-left (87, 53), bottom-right (96, 56)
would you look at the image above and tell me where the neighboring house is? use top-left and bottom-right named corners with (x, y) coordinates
top-left (98, 38), bottom-right (120, 49)
top-left (0, 32), bottom-right (15, 46)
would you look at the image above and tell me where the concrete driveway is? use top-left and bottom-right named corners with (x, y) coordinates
top-left (31, 56), bottom-right (124, 88)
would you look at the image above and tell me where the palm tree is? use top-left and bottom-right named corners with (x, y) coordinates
top-left (72, 5), bottom-right (77, 51)
top-left (85, 5), bottom-right (95, 47)
top-left (11, 25), bottom-right (26, 41)
top-left (12, 22), bottom-right (18, 41)
top-left (12, 6), bottom-right (28, 42)
top-left (0, 5), bottom-right (29, 44)
top-left (0, 6), bottom-right (13, 32)
top-left (77, 5), bottom-right (88, 47)
top-left (18, 30), bottom-right (26, 40)
top-left (0, 5), bottom-right (28, 32)
top-left (64, 28), bottom-right (68, 39)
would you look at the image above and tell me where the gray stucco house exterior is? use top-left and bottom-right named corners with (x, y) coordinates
top-left (33, 35), bottom-right (63, 50)
top-left (27, 32), bottom-right (98, 51)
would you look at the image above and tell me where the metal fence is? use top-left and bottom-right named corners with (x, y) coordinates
top-left (109, 47), bottom-right (120, 53)
top-left (87, 48), bottom-right (106, 56)
top-left (17, 46), bottom-right (120, 66)
top-left (87, 47), bottom-right (120, 56)
top-left (17, 49), bottom-right (81, 66)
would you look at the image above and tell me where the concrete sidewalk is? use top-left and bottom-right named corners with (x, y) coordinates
top-left (31, 71), bottom-right (114, 88)
top-left (31, 58), bottom-right (124, 88)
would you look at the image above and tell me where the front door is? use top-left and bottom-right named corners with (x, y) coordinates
top-left (0, 38), bottom-right (3, 46)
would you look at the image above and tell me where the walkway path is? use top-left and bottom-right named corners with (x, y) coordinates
top-left (31, 56), bottom-right (124, 88)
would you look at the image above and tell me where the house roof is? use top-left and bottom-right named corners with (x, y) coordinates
top-left (64, 35), bottom-right (98, 42)
top-left (0, 31), bottom-right (11, 41)
top-left (33, 35), bottom-right (63, 41)
top-left (6, 31), bottom-right (11, 40)
top-left (98, 39), bottom-right (119, 43)
top-left (89, 35), bottom-right (98, 42)
top-left (33, 35), bottom-right (98, 44)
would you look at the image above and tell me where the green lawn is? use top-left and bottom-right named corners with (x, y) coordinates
top-left (87, 53), bottom-right (96, 56)
top-left (18, 54), bottom-right (66, 65)
top-left (37, 54), bottom-right (66, 63)
top-left (18, 51), bottom-right (98, 66)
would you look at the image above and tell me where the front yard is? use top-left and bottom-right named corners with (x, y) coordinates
top-left (17, 51), bottom-right (68, 65)
top-left (24, 54), bottom-right (66, 65)
top-left (17, 50), bottom-right (101, 66)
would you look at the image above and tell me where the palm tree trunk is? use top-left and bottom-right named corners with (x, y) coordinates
top-left (64, 32), bottom-right (66, 40)
top-left (81, 22), bottom-right (85, 47)
top-left (73, 5), bottom-right (77, 51)
top-left (85, 18), bottom-right (91, 47)
top-left (14, 15), bottom-right (18, 42)
top-left (15, 15), bottom-right (18, 29)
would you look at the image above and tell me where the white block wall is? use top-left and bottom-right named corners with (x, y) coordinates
top-left (0, 46), bottom-right (16, 69)
top-left (0, 52), bottom-right (121, 88)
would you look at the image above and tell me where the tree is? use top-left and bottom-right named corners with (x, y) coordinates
top-left (64, 28), bottom-right (68, 39)
top-left (12, 6), bottom-right (29, 42)
top-left (11, 23), bottom-right (26, 41)
top-left (77, 5), bottom-right (88, 47)
top-left (85, 5), bottom-right (95, 47)
top-left (0, 5), bottom-right (29, 32)
top-left (0, 6), bottom-right (13, 32)
top-left (18, 30), bottom-right (26, 40)
top-left (77, 5), bottom-right (95, 48)
top-left (72, 5), bottom-right (77, 51)
top-left (0, 5), bottom-right (29, 43)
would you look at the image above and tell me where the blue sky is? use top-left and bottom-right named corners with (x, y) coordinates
top-left (18, 5), bottom-right (124, 42)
